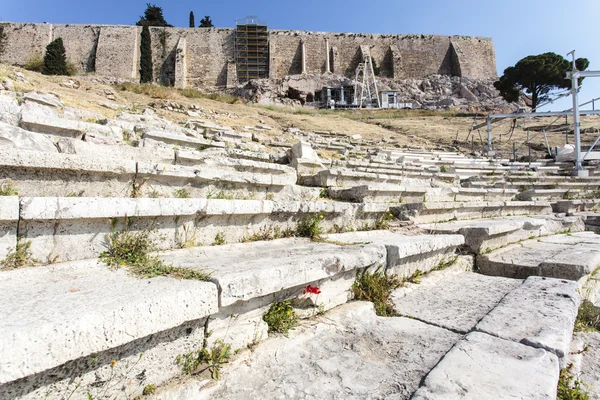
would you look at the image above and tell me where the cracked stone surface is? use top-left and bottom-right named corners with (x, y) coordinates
top-left (392, 271), bottom-right (522, 333)
top-left (412, 332), bottom-right (560, 400)
top-left (179, 301), bottom-right (461, 400)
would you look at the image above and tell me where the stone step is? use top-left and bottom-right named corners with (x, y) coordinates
top-left (453, 187), bottom-right (518, 202)
top-left (393, 200), bottom-right (553, 224)
top-left (518, 188), bottom-right (583, 201)
top-left (420, 215), bottom-right (584, 253)
top-left (477, 232), bottom-right (600, 282)
top-left (0, 149), bottom-right (297, 199)
top-left (0, 259), bottom-right (218, 398)
top-left (553, 199), bottom-right (600, 215)
top-left (328, 184), bottom-right (426, 203)
top-left (8, 197), bottom-right (390, 263)
top-left (141, 129), bottom-right (225, 150)
top-left (0, 196), bottom-right (18, 261)
top-left (312, 168), bottom-right (457, 188)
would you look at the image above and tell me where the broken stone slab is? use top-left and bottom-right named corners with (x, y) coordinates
top-left (412, 332), bottom-right (559, 400)
top-left (0, 94), bottom-right (21, 126)
top-left (0, 122), bottom-right (59, 153)
top-left (328, 184), bottom-right (426, 203)
top-left (324, 230), bottom-right (464, 278)
top-left (421, 216), bottom-right (584, 253)
top-left (394, 201), bottom-right (553, 224)
top-left (392, 272), bottom-right (522, 333)
top-left (553, 199), bottom-right (600, 215)
top-left (0, 259), bottom-right (218, 385)
top-left (20, 101), bottom-right (123, 143)
top-left (0, 196), bottom-right (19, 261)
top-left (142, 129), bottom-right (222, 149)
top-left (56, 137), bottom-right (175, 163)
top-left (571, 331), bottom-right (600, 400)
top-left (202, 302), bottom-right (461, 399)
top-left (287, 141), bottom-right (326, 178)
top-left (476, 276), bottom-right (580, 365)
top-left (518, 188), bottom-right (580, 201)
top-left (477, 232), bottom-right (600, 281)
top-left (22, 91), bottom-right (64, 108)
top-left (158, 238), bottom-right (386, 307)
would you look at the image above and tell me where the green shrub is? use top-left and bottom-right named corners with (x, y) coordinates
top-left (176, 339), bottom-right (231, 380)
top-left (174, 188), bottom-right (190, 198)
top-left (351, 268), bottom-right (403, 317)
top-left (0, 180), bottom-right (18, 196)
top-left (575, 300), bottom-right (600, 333)
top-left (43, 38), bottom-right (69, 76)
top-left (0, 239), bottom-right (36, 269)
top-left (140, 25), bottom-right (153, 83)
top-left (557, 364), bottom-right (590, 400)
top-left (263, 299), bottom-right (298, 335)
top-left (213, 232), bottom-right (225, 246)
top-left (142, 384), bottom-right (156, 395)
top-left (24, 54), bottom-right (44, 72)
top-left (296, 214), bottom-right (323, 240)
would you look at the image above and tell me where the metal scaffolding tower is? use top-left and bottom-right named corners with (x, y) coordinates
top-left (353, 56), bottom-right (380, 108)
top-left (235, 17), bottom-right (269, 83)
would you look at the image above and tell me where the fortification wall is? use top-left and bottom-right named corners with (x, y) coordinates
top-left (449, 36), bottom-right (497, 79)
top-left (0, 23), bottom-right (52, 65)
top-left (0, 22), bottom-right (497, 87)
top-left (95, 25), bottom-right (140, 80)
top-left (52, 25), bottom-right (100, 74)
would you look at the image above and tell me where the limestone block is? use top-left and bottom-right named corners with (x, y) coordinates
top-left (556, 144), bottom-right (576, 162)
top-left (142, 129), bottom-right (213, 148)
top-left (158, 239), bottom-right (387, 307)
top-left (324, 231), bottom-right (464, 277)
top-left (0, 259), bottom-right (218, 385)
top-left (412, 332), bottom-right (559, 400)
top-left (392, 272), bottom-right (522, 333)
top-left (0, 196), bottom-right (19, 261)
top-left (0, 95), bottom-right (21, 126)
top-left (287, 141), bottom-right (325, 177)
top-left (476, 276), bottom-right (580, 364)
top-left (0, 122), bottom-right (59, 153)
top-left (56, 137), bottom-right (175, 163)
top-left (23, 92), bottom-right (64, 108)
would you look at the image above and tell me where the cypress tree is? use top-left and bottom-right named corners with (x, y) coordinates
top-left (42, 38), bottom-right (69, 75)
top-left (189, 12), bottom-right (195, 28)
top-left (140, 25), bottom-right (153, 83)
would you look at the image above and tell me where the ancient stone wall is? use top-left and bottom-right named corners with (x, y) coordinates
top-left (95, 25), bottom-right (140, 80)
top-left (0, 22), bottom-right (497, 86)
top-left (52, 25), bottom-right (100, 74)
top-left (0, 23), bottom-right (52, 66)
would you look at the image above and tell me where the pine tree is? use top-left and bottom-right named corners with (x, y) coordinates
top-left (136, 3), bottom-right (171, 27)
top-left (199, 16), bottom-right (214, 28)
top-left (140, 25), bottom-right (153, 83)
top-left (42, 38), bottom-right (69, 75)
top-left (189, 12), bottom-right (195, 28)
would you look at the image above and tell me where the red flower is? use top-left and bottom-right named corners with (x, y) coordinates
top-left (304, 285), bottom-right (321, 295)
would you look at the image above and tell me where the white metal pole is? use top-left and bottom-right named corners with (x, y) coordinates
top-left (487, 117), bottom-right (493, 155)
top-left (567, 51), bottom-right (583, 175)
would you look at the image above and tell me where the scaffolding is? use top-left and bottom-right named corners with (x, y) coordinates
top-left (235, 17), bottom-right (269, 83)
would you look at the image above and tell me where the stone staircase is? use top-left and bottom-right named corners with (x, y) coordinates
top-left (1, 89), bottom-right (599, 399)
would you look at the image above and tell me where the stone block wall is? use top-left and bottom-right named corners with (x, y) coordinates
top-left (52, 25), bottom-right (100, 74)
top-left (95, 25), bottom-right (140, 80)
top-left (0, 22), bottom-right (497, 86)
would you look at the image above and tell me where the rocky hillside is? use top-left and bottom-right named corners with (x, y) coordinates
top-left (235, 73), bottom-right (518, 112)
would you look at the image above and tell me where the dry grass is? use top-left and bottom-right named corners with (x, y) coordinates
top-left (2, 62), bottom-right (599, 158)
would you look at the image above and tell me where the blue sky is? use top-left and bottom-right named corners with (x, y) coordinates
top-left (2, 0), bottom-right (599, 110)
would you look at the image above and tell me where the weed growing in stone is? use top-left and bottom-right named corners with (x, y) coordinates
top-left (557, 364), bottom-right (590, 400)
top-left (142, 384), bottom-right (156, 395)
top-left (178, 224), bottom-right (200, 249)
top-left (176, 339), bottom-right (232, 380)
top-left (405, 269), bottom-right (424, 284)
top-left (174, 188), bottom-right (190, 198)
top-left (263, 299), bottom-right (298, 336)
top-left (213, 232), bottom-right (226, 246)
top-left (432, 256), bottom-right (458, 272)
top-left (296, 214), bottom-right (323, 240)
top-left (374, 212), bottom-right (394, 230)
top-left (0, 180), bottom-right (18, 196)
top-left (319, 188), bottom-right (330, 199)
top-left (0, 238), bottom-right (36, 269)
top-left (352, 268), bottom-right (403, 317)
top-left (100, 227), bottom-right (210, 281)
top-left (574, 300), bottom-right (600, 333)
